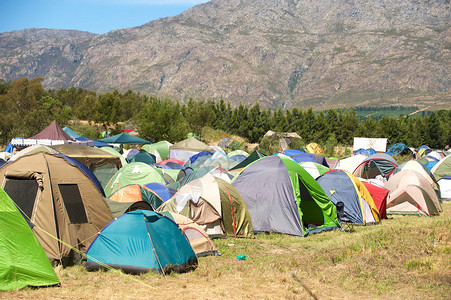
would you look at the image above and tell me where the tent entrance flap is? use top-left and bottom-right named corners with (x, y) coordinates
top-left (298, 176), bottom-right (324, 226)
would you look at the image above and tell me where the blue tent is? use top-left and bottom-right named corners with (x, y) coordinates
top-left (75, 136), bottom-right (113, 148)
top-left (354, 148), bottom-right (376, 156)
top-left (425, 161), bottom-right (438, 170)
top-left (184, 151), bottom-right (213, 169)
top-left (418, 145), bottom-right (430, 151)
top-left (63, 126), bottom-right (113, 147)
top-left (317, 170), bottom-right (380, 225)
top-left (144, 182), bottom-right (177, 202)
top-left (282, 149), bottom-right (304, 156)
top-left (4, 137), bottom-right (23, 153)
top-left (386, 143), bottom-right (413, 156)
top-left (57, 154), bottom-right (106, 197)
top-left (62, 126), bottom-right (81, 139)
top-left (85, 210), bottom-right (198, 274)
top-left (98, 132), bottom-right (151, 145)
top-left (291, 153), bottom-right (329, 167)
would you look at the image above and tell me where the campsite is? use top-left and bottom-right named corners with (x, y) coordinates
top-left (1, 0), bottom-right (450, 297)
top-left (0, 118), bottom-right (450, 299)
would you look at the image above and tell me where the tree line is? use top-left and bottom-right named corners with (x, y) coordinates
top-left (0, 77), bottom-right (449, 149)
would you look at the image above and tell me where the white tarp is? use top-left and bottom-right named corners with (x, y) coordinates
top-left (353, 137), bottom-right (387, 152)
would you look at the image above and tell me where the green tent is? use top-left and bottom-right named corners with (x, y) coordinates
top-left (228, 150), bottom-right (249, 158)
top-left (142, 141), bottom-right (172, 162)
top-left (104, 162), bottom-right (166, 197)
top-left (0, 188), bottom-right (60, 291)
top-left (229, 150), bottom-right (267, 171)
top-left (431, 155), bottom-right (451, 181)
top-left (98, 132), bottom-right (151, 144)
top-left (99, 146), bottom-right (127, 167)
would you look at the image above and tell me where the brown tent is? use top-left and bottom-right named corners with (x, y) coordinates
top-left (50, 144), bottom-right (123, 188)
top-left (0, 152), bottom-right (113, 264)
top-left (29, 120), bottom-right (75, 141)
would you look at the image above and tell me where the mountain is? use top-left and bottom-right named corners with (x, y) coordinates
top-left (0, 0), bottom-right (450, 110)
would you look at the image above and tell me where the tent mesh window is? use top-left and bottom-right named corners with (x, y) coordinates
top-left (184, 227), bottom-right (205, 240)
top-left (4, 178), bottom-right (38, 219)
top-left (58, 184), bottom-right (88, 224)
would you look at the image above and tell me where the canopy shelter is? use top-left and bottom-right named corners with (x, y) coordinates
top-left (98, 132), bottom-right (151, 144)
top-left (11, 121), bottom-right (91, 147)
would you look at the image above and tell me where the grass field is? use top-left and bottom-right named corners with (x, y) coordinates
top-left (3, 203), bottom-right (451, 299)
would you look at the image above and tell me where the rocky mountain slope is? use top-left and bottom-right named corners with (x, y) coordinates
top-left (0, 0), bottom-right (450, 109)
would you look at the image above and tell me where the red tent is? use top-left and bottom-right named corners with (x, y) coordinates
top-left (29, 121), bottom-right (75, 141)
top-left (362, 182), bottom-right (388, 219)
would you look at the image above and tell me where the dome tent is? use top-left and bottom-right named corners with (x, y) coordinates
top-left (169, 137), bottom-right (214, 163)
top-left (159, 175), bottom-right (254, 238)
top-left (106, 184), bottom-right (166, 217)
top-left (384, 170), bottom-right (441, 216)
top-left (231, 156), bottom-right (338, 237)
top-left (0, 152), bottom-right (113, 264)
top-left (353, 153), bottom-right (398, 179)
top-left (163, 211), bottom-right (218, 257)
top-left (317, 170), bottom-right (381, 225)
top-left (431, 155), bottom-right (451, 181)
top-left (85, 210), bottom-right (197, 274)
top-left (0, 187), bottom-right (60, 291)
top-left (299, 161), bottom-right (330, 179)
top-left (104, 162), bottom-right (166, 197)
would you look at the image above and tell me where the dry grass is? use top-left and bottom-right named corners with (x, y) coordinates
top-left (3, 203), bottom-right (451, 299)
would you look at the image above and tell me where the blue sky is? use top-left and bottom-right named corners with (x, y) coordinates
top-left (1, 0), bottom-right (209, 34)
